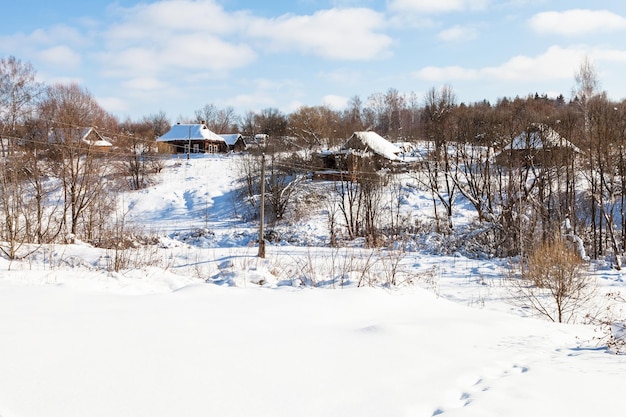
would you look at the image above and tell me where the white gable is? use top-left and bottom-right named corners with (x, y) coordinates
top-left (220, 133), bottom-right (243, 146)
top-left (505, 124), bottom-right (580, 153)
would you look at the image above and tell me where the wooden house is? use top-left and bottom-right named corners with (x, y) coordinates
top-left (495, 123), bottom-right (580, 167)
top-left (342, 131), bottom-right (402, 161)
top-left (313, 132), bottom-right (405, 180)
top-left (219, 133), bottom-right (247, 152)
top-left (157, 122), bottom-right (227, 154)
top-left (48, 127), bottom-right (113, 153)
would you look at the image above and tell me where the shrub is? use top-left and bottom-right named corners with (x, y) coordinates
top-left (509, 237), bottom-right (596, 323)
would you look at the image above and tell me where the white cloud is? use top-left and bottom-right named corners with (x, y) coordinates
top-left (96, 96), bottom-right (129, 114)
top-left (529, 9), bottom-right (626, 36)
top-left (318, 68), bottom-right (365, 84)
top-left (388, 0), bottom-right (490, 14)
top-left (483, 46), bottom-right (582, 80)
top-left (29, 25), bottom-right (88, 47)
top-left (247, 8), bottom-right (392, 60)
top-left (225, 93), bottom-right (276, 112)
top-left (437, 25), bottom-right (479, 42)
top-left (323, 94), bottom-right (349, 110)
top-left (414, 65), bottom-right (478, 81)
top-left (101, 1), bottom-right (256, 79)
top-left (221, 77), bottom-right (305, 113)
top-left (95, 0), bottom-right (392, 104)
top-left (0, 25), bottom-right (89, 60)
top-left (122, 77), bottom-right (169, 91)
top-left (105, 0), bottom-right (241, 44)
top-left (594, 48), bottom-right (626, 62)
top-left (161, 35), bottom-right (256, 71)
top-left (413, 46), bottom-right (588, 82)
top-left (38, 74), bottom-right (84, 86)
top-left (38, 45), bottom-right (81, 69)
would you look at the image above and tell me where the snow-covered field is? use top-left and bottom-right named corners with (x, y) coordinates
top-left (1, 154), bottom-right (625, 417)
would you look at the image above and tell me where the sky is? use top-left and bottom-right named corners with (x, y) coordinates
top-left (2, 0), bottom-right (626, 121)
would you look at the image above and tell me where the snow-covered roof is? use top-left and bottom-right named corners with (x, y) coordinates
top-left (49, 127), bottom-right (99, 143)
top-left (504, 124), bottom-right (580, 153)
top-left (157, 123), bottom-right (225, 143)
top-left (92, 139), bottom-right (113, 147)
top-left (48, 127), bottom-right (114, 148)
top-left (343, 131), bottom-right (401, 160)
top-left (219, 133), bottom-right (243, 146)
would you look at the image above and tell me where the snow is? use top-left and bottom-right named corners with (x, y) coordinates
top-left (220, 133), bottom-right (242, 146)
top-left (345, 131), bottom-right (402, 160)
top-left (504, 123), bottom-right (581, 153)
top-left (1, 154), bottom-right (626, 417)
top-left (157, 123), bottom-right (225, 142)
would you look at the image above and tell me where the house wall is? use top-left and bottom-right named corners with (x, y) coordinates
top-left (496, 148), bottom-right (578, 167)
top-left (231, 140), bottom-right (246, 153)
top-left (159, 140), bottom-right (227, 154)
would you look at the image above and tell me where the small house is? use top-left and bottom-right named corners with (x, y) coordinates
top-left (48, 127), bottom-right (113, 153)
top-left (496, 123), bottom-right (580, 167)
top-left (219, 133), bottom-right (247, 152)
top-left (314, 131), bottom-right (403, 179)
top-left (342, 131), bottom-right (402, 161)
top-left (157, 122), bottom-right (227, 154)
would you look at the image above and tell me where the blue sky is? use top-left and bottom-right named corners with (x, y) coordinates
top-left (3, 0), bottom-right (626, 121)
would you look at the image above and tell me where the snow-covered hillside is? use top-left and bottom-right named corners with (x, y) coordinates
top-left (1, 154), bottom-right (625, 417)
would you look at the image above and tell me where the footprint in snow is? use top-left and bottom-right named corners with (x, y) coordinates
top-left (429, 362), bottom-right (529, 416)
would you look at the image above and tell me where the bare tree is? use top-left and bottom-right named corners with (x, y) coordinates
top-left (337, 95), bottom-right (365, 142)
top-left (143, 111), bottom-right (170, 138)
top-left (118, 118), bottom-right (162, 190)
top-left (236, 153), bottom-right (261, 213)
top-left (266, 155), bottom-right (305, 225)
top-left (0, 155), bottom-right (28, 259)
top-left (0, 56), bottom-right (42, 149)
top-left (365, 88), bottom-right (406, 140)
top-left (21, 145), bottom-right (64, 244)
top-left (39, 83), bottom-right (116, 240)
top-left (421, 86), bottom-right (458, 231)
top-left (333, 154), bottom-right (385, 244)
top-left (194, 104), bottom-right (239, 133)
top-left (256, 108), bottom-right (288, 138)
top-left (288, 105), bottom-right (339, 151)
top-left (573, 57), bottom-right (603, 258)
top-left (0, 57), bottom-right (50, 257)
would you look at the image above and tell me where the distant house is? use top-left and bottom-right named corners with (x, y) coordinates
top-left (48, 127), bottom-right (113, 153)
top-left (314, 131), bottom-right (403, 179)
top-left (157, 122), bottom-right (227, 154)
top-left (342, 131), bottom-right (402, 161)
top-left (496, 123), bottom-right (580, 167)
top-left (92, 136), bottom-right (114, 153)
top-left (219, 133), bottom-right (247, 152)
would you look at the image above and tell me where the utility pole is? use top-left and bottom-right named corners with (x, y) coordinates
top-left (258, 152), bottom-right (266, 258)
top-left (187, 124), bottom-right (191, 160)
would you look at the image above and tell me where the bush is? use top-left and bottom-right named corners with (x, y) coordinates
top-left (509, 237), bottom-right (596, 323)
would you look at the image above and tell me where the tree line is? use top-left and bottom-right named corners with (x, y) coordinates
top-left (2, 55), bottom-right (626, 266)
